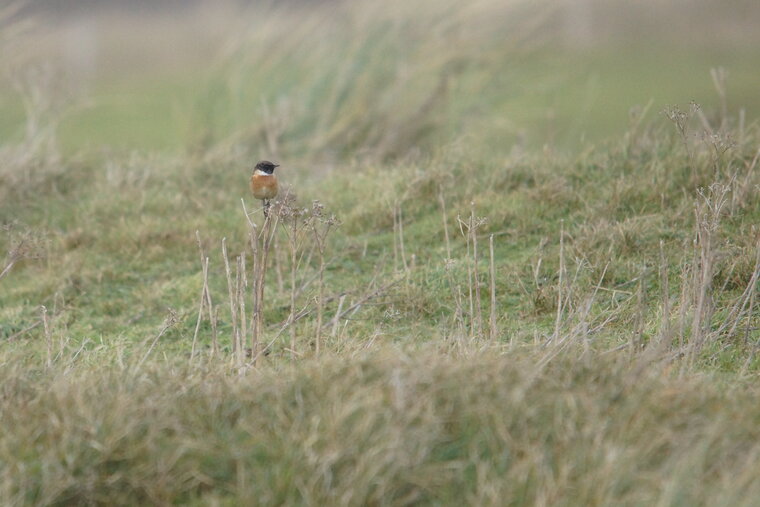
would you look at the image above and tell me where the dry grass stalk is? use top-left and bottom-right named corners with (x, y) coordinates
top-left (439, 191), bottom-right (464, 335)
top-left (332, 294), bottom-right (347, 339)
top-left (6, 320), bottom-right (42, 342)
top-left (457, 215), bottom-right (475, 337)
top-left (204, 257), bottom-right (218, 357)
top-left (392, 202), bottom-right (399, 273)
top-left (250, 226), bottom-right (264, 360)
top-left (272, 233), bottom-right (285, 294)
top-left (222, 238), bottom-right (239, 356)
top-left (740, 242), bottom-right (760, 373)
top-left (677, 262), bottom-right (690, 353)
top-left (657, 241), bottom-right (672, 349)
top-left (256, 209), bottom-right (281, 358)
top-left (444, 259), bottom-right (465, 337)
top-left (281, 197), bottom-right (308, 359)
top-left (664, 103), bottom-right (699, 181)
top-left (687, 184), bottom-right (729, 364)
top-left (489, 234), bottom-right (497, 341)
top-left (397, 203), bottom-right (408, 272)
top-left (236, 254), bottom-right (246, 367)
top-left (191, 232), bottom-right (217, 360)
top-left (309, 200), bottom-right (337, 355)
top-left (1, 224), bottom-right (48, 284)
top-left (288, 232), bottom-right (298, 358)
top-left (323, 276), bottom-right (404, 333)
top-left (191, 232), bottom-right (206, 360)
top-left (439, 188), bottom-right (452, 260)
top-left (632, 272), bottom-right (646, 354)
top-left (136, 309), bottom-right (179, 370)
top-left (553, 221), bottom-right (565, 341)
top-left (242, 196), bottom-right (283, 363)
top-left (470, 206), bottom-right (484, 338)
top-left (456, 207), bottom-right (487, 338)
top-left (40, 305), bottom-right (51, 367)
top-left (0, 255), bottom-right (18, 282)
top-left (743, 240), bottom-right (760, 347)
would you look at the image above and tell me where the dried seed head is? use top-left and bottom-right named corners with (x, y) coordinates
top-left (312, 200), bottom-right (325, 217)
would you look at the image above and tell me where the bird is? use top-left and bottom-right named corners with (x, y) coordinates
top-left (250, 160), bottom-right (279, 217)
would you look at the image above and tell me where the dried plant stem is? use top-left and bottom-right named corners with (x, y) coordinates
top-left (222, 238), bottom-right (239, 356)
top-left (236, 254), bottom-right (246, 367)
top-left (313, 230), bottom-right (326, 355)
top-left (0, 258), bottom-right (17, 282)
top-left (444, 259), bottom-right (465, 336)
top-left (688, 187), bottom-right (727, 364)
top-left (285, 215), bottom-right (302, 360)
top-left (743, 240), bottom-right (760, 346)
top-left (658, 241), bottom-right (671, 348)
top-left (392, 204), bottom-right (399, 273)
top-left (41, 305), bottom-right (51, 367)
top-left (714, 245), bottom-right (759, 344)
top-left (439, 189), bottom-right (452, 260)
top-left (633, 272), bottom-right (645, 353)
top-left (441, 192), bottom-right (463, 335)
top-left (273, 231), bottom-right (285, 294)
top-left (398, 204), bottom-right (408, 272)
top-left (203, 257), bottom-right (218, 357)
top-left (553, 221), bottom-right (565, 341)
top-left (691, 230), bottom-right (713, 357)
top-left (471, 207), bottom-right (483, 337)
top-left (6, 320), bottom-right (41, 342)
top-left (326, 276), bottom-right (404, 326)
top-left (308, 201), bottom-right (337, 355)
top-left (249, 223), bottom-right (260, 361)
top-left (191, 232), bottom-right (216, 360)
top-left (740, 245), bottom-right (760, 374)
top-left (489, 234), bottom-right (497, 341)
top-left (459, 216), bottom-right (475, 336)
top-left (677, 263), bottom-right (689, 353)
top-left (137, 312), bottom-right (177, 370)
top-left (248, 198), bottom-right (282, 363)
top-left (332, 294), bottom-right (347, 338)
top-left (191, 271), bottom-right (206, 362)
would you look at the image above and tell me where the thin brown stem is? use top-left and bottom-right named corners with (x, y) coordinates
top-left (41, 305), bottom-right (51, 367)
top-left (471, 207), bottom-right (483, 338)
top-left (553, 221), bottom-right (565, 341)
top-left (398, 204), bottom-right (408, 272)
top-left (489, 234), bottom-right (497, 341)
top-left (439, 188), bottom-right (452, 260)
top-left (222, 238), bottom-right (238, 355)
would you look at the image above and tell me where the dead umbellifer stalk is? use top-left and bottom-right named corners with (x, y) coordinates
top-left (280, 194), bottom-right (309, 359)
top-left (242, 196), bottom-right (282, 364)
top-left (309, 200), bottom-right (339, 355)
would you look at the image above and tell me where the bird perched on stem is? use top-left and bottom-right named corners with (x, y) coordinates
top-left (250, 160), bottom-right (279, 217)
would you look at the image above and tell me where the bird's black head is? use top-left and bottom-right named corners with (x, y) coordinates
top-left (254, 160), bottom-right (279, 174)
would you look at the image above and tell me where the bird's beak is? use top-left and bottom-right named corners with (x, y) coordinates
top-left (274, 164), bottom-right (280, 168)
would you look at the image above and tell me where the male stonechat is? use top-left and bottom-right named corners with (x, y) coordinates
top-left (250, 160), bottom-right (279, 217)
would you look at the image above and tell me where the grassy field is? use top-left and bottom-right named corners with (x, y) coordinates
top-left (2, 0), bottom-right (760, 504)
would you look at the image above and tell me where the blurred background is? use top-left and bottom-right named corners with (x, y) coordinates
top-left (2, 0), bottom-right (759, 158)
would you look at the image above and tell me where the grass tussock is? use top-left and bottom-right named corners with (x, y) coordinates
top-left (2, 346), bottom-right (760, 506)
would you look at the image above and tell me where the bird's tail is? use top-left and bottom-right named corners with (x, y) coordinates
top-left (263, 199), bottom-right (270, 218)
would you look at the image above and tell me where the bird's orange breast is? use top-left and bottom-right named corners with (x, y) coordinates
top-left (250, 173), bottom-right (278, 200)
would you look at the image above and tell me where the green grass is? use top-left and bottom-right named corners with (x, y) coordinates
top-left (2, 0), bottom-right (760, 504)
